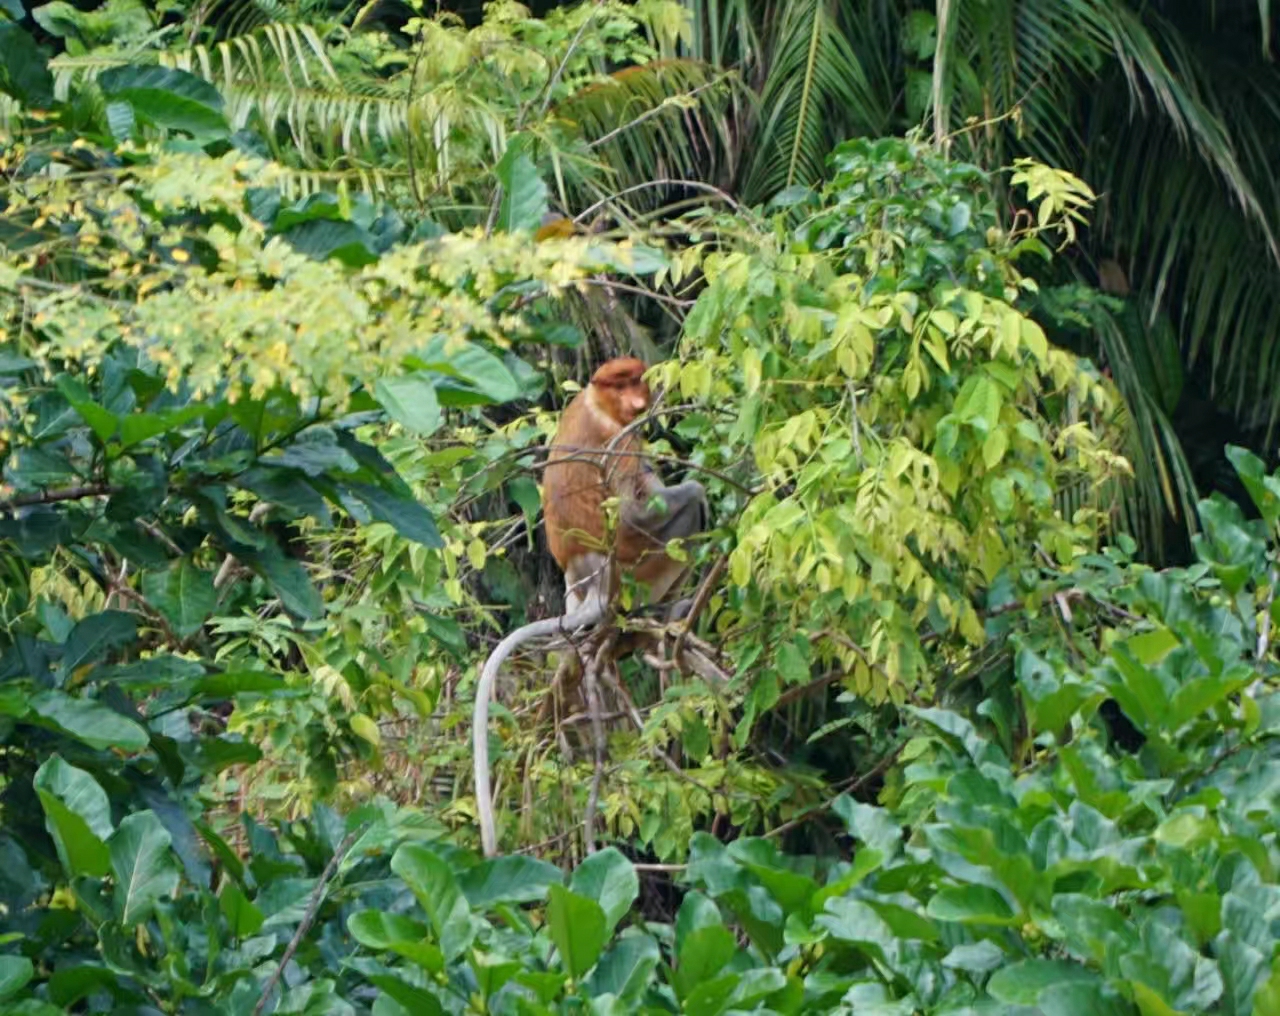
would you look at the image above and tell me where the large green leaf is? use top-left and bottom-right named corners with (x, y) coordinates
top-left (0, 23), bottom-right (53, 108)
top-left (0, 955), bottom-right (33, 1002)
top-left (459, 855), bottom-right (564, 908)
top-left (109, 812), bottom-right (181, 926)
top-left (141, 559), bottom-right (217, 638)
top-left (33, 755), bottom-right (112, 878)
top-left (987, 959), bottom-right (1102, 1005)
top-left (366, 975), bottom-right (445, 1016)
top-left (412, 338), bottom-right (520, 406)
top-left (585, 931), bottom-right (662, 1004)
top-left (97, 65), bottom-right (229, 140)
top-left (235, 542), bottom-right (325, 619)
top-left (343, 482), bottom-right (443, 549)
top-left (219, 882), bottom-right (265, 938)
top-left (495, 133), bottom-right (550, 233)
top-left (30, 691), bottom-right (149, 751)
top-left (348, 910), bottom-right (445, 973)
top-left (672, 923), bottom-right (736, 1001)
top-left (59, 610), bottom-right (139, 679)
top-left (569, 848), bottom-right (639, 933)
top-left (546, 884), bottom-right (607, 980)
top-left (374, 374), bottom-right (443, 437)
top-left (281, 220), bottom-right (380, 267)
top-left (389, 844), bottom-right (474, 962)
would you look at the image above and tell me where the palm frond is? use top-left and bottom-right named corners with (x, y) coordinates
top-left (738, 0), bottom-right (885, 202)
top-left (551, 58), bottom-right (746, 212)
top-left (1082, 51), bottom-right (1280, 438)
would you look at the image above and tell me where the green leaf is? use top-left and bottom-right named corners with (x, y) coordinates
top-left (33, 755), bottom-right (111, 877)
top-left (414, 337), bottom-right (520, 405)
top-left (344, 482), bottom-right (443, 549)
top-left (30, 690), bottom-right (148, 751)
top-left (118, 405), bottom-right (206, 448)
top-left (987, 959), bottom-right (1101, 1005)
top-left (569, 847), bottom-right (639, 933)
top-left (546, 884), bottom-right (607, 980)
top-left (219, 882), bottom-right (265, 938)
top-left (97, 64), bottom-right (229, 139)
top-left (508, 475), bottom-right (541, 525)
top-left (925, 883), bottom-right (1018, 925)
top-left (366, 975), bottom-right (445, 1016)
top-left (281, 219), bottom-right (379, 267)
top-left (1226, 444), bottom-right (1280, 526)
top-left (683, 973), bottom-right (743, 1016)
top-left (109, 811), bottom-right (181, 926)
top-left (585, 931), bottom-right (662, 1004)
top-left (141, 559), bottom-right (217, 638)
top-left (234, 542), bottom-right (325, 619)
top-left (1038, 980), bottom-right (1134, 1016)
top-left (673, 923), bottom-right (736, 1001)
top-left (192, 670), bottom-right (289, 698)
top-left (0, 955), bottom-right (33, 1002)
top-left (59, 610), bottom-right (139, 678)
top-left (982, 427), bottom-right (1009, 468)
top-left (347, 910), bottom-right (444, 973)
top-left (0, 23), bottom-right (53, 108)
top-left (728, 838), bottom-right (820, 914)
top-left (942, 939), bottom-right (1006, 972)
top-left (815, 898), bottom-right (894, 963)
top-left (374, 374), bottom-right (443, 437)
top-left (459, 855), bottom-right (564, 908)
top-left (105, 99), bottom-right (136, 142)
top-left (495, 133), bottom-right (550, 233)
top-left (269, 432), bottom-right (360, 476)
top-left (390, 844), bottom-right (474, 962)
top-left (54, 375), bottom-right (119, 442)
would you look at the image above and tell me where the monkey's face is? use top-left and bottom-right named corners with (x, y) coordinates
top-left (614, 380), bottom-right (650, 422)
top-left (589, 357), bottom-right (652, 425)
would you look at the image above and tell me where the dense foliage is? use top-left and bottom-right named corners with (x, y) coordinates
top-left (2, 0), bottom-right (1280, 1014)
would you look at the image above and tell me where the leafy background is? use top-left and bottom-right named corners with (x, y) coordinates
top-left (2, 0), bottom-right (1280, 1012)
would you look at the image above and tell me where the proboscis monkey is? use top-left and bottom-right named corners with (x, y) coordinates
top-left (472, 357), bottom-right (707, 856)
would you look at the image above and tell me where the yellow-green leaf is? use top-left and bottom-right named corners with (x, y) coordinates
top-left (1021, 318), bottom-right (1049, 362)
top-left (350, 713), bottom-right (381, 747)
top-left (982, 428), bottom-right (1009, 469)
top-left (743, 347), bottom-right (762, 394)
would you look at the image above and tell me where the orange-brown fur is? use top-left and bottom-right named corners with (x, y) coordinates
top-left (474, 357), bottom-right (705, 856)
top-left (544, 357), bottom-right (673, 594)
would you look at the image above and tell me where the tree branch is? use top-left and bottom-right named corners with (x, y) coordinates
top-left (0, 483), bottom-right (116, 512)
top-left (251, 828), bottom-right (361, 1016)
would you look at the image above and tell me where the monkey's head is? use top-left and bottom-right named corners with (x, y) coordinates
top-left (590, 357), bottom-right (651, 425)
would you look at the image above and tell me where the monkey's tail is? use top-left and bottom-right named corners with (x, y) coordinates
top-left (473, 599), bottom-right (605, 857)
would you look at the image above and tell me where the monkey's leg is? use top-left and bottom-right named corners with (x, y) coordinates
top-left (534, 552), bottom-right (609, 724)
top-left (622, 480), bottom-right (708, 605)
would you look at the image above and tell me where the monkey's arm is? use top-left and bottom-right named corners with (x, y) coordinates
top-left (622, 476), bottom-right (707, 542)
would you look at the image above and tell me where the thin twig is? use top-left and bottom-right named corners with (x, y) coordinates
top-left (673, 553), bottom-right (727, 661)
top-left (763, 745), bottom-right (903, 840)
top-left (581, 634), bottom-right (614, 855)
top-left (573, 178), bottom-right (743, 224)
top-left (405, 24), bottom-right (428, 209)
top-left (251, 828), bottom-right (361, 1016)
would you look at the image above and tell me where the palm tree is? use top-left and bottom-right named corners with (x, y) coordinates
top-left (670, 0), bottom-right (1280, 559)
